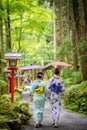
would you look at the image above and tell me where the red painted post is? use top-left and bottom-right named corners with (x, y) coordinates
top-left (11, 69), bottom-right (15, 103)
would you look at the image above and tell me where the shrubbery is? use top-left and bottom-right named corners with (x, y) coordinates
top-left (0, 94), bottom-right (32, 123)
top-left (0, 79), bottom-right (7, 95)
top-left (64, 78), bottom-right (74, 87)
top-left (63, 81), bottom-right (87, 116)
top-left (72, 71), bottom-right (82, 83)
top-left (0, 88), bottom-right (32, 129)
top-left (61, 67), bottom-right (73, 79)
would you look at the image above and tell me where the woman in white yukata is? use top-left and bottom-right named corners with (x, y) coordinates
top-left (47, 67), bottom-right (65, 128)
top-left (30, 72), bottom-right (47, 128)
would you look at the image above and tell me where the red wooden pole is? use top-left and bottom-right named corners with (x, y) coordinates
top-left (11, 69), bottom-right (15, 103)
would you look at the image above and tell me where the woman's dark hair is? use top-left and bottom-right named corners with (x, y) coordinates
top-left (37, 72), bottom-right (44, 79)
top-left (54, 68), bottom-right (60, 75)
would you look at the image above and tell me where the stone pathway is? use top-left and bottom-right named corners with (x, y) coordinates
top-left (21, 101), bottom-right (87, 130)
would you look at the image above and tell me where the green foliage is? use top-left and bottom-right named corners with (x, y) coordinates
top-left (1, 0), bottom-right (53, 66)
top-left (15, 87), bottom-right (26, 102)
top-left (0, 79), bottom-right (7, 95)
top-left (15, 87), bottom-right (24, 94)
top-left (57, 38), bottom-right (72, 62)
top-left (77, 39), bottom-right (87, 62)
top-left (13, 102), bottom-right (32, 124)
top-left (0, 79), bottom-right (7, 87)
top-left (63, 81), bottom-right (87, 116)
top-left (72, 71), bottom-right (82, 83)
top-left (0, 94), bottom-right (11, 103)
top-left (60, 67), bottom-right (73, 79)
top-left (64, 78), bottom-right (74, 87)
top-left (0, 121), bottom-right (11, 130)
top-left (0, 94), bottom-right (32, 124)
top-left (44, 70), bottom-right (53, 79)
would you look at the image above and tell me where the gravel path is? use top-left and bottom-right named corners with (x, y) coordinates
top-left (21, 101), bottom-right (87, 130)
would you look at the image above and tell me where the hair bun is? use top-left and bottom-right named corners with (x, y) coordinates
top-left (54, 67), bottom-right (60, 71)
top-left (37, 72), bottom-right (44, 77)
top-left (54, 67), bottom-right (60, 75)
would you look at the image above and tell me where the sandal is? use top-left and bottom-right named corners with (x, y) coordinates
top-left (39, 123), bottom-right (43, 127)
top-left (52, 123), bottom-right (55, 125)
top-left (39, 122), bottom-right (43, 127)
top-left (35, 124), bottom-right (39, 128)
top-left (54, 125), bottom-right (59, 128)
top-left (54, 122), bottom-right (59, 128)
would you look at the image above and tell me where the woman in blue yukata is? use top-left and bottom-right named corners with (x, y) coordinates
top-left (30, 72), bottom-right (47, 128)
top-left (47, 67), bottom-right (65, 128)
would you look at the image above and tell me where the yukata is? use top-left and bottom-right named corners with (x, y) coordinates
top-left (30, 80), bottom-right (47, 124)
top-left (47, 76), bottom-right (65, 124)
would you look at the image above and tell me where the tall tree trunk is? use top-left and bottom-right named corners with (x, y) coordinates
top-left (65, 0), bottom-right (70, 38)
top-left (71, 0), bottom-right (78, 71)
top-left (58, 0), bottom-right (63, 44)
top-left (53, 0), bottom-right (57, 61)
top-left (58, 0), bottom-right (65, 61)
top-left (83, 0), bottom-right (87, 36)
top-left (5, 0), bottom-right (11, 51)
top-left (77, 0), bottom-right (87, 81)
top-left (72, 29), bottom-right (78, 71)
top-left (72, 0), bottom-right (87, 80)
top-left (18, 13), bottom-right (23, 51)
top-left (77, 0), bottom-right (85, 40)
top-left (0, 0), bottom-right (4, 78)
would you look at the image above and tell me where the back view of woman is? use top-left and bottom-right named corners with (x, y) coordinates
top-left (30, 72), bottom-right (47, 128)
top-left (47, 68), bottom-right (65, 127)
